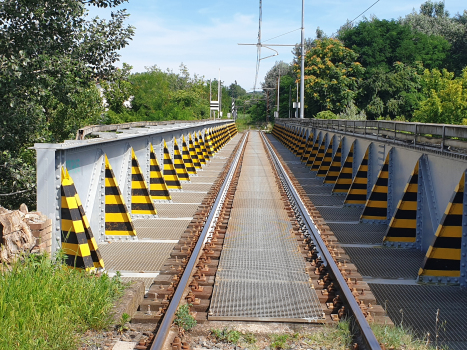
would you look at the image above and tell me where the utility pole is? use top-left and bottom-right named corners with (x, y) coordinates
top-left (218, 69), bottom-right (221, 119)
top-left (296, 81), bottom-right (299, 118)
top-left (266, 90), bottom-right (270, 124)
top-left (209, 80), bottom-right (212, 119)
top-left (289, 85), bottom-right (291, 118)
top-left (300, 0), bottom-right (305, 119)
top-left (277, 66), bottom-right (281, 116)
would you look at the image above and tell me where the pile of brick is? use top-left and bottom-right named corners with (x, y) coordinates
top-left (25, 210), bottom-right (52, 255)
top-left (0, 204), bottom-right (52, 263)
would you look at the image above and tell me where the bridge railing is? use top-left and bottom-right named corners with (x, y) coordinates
top-left (277, 118), bottom-right (467, 153)
top-left (76, 119), bottom-right (215, 140)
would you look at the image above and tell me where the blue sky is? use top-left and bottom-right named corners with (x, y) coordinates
top-left (89, 0), bottom-right (466, 90)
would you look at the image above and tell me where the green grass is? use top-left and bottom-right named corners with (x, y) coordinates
top-left (210, 328), bottom-right (256, 345)
top-left (303, 320), bottom-right (353, 350)
top-left (235, 113), bottom-right (253, 132)
top-left (0, 253), bottom-right (126, 350)
top-left (270, 334), bottom-right (291, 349)
top-left (371, 324), bottom-right (439, 350)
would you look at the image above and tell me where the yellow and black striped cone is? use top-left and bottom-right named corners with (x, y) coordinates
top-left (297, 131), bottom-right (306, 157)
top-left (324, 140), bottom-right (342, 184)
top-left (333, 142), bottom-right (354, 193)
top-left (104, 155), bottom-right (137, 237)
top-left (301, 134), bottom-right (314, 163)
top-left (310, 138), bottom-right (326, 171)
top-left (317, 138), bottom-right (334, 177)
top-left (294, 130), bottom-right (303, 156)
top-left (305, 137), bottom-right (320, 167)
top-left (384, 161), bottom-right (419, 244)
top-left (173, 138), bottom-right (190, 182)
top-left (131, 149), bottom-right (157, 216)
top-left (419, 172), bottom-right (464, 279)
top-left (214, 127), bottom-right (222, 151)
top-left (361, 151), bottom-right (390, 220)
top-left (61, 168), bottom-right (103, 270)
top-left (181, 135), bottom-right (197, 175)
top-left (205, 130), bottom-right (215, 158)
top-left (344, 147), bottom-right (369, 205)
top-left (163, 140), bottom-right (183, 190)
top-left (149, 144), bottom-right (172, 201)
top-left (195, 133), bottom-right (206, 165)
top-left (189, 134), bottom-right (202, 169)
top-left (199, 131), bottom-right (210, 161)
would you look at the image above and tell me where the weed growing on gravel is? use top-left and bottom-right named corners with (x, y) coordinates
top-left (269, 334), bottom-right (291, 349)
top-left (0, 253), bottom-right (126, 350)
top-left (174, 304), bottom-right (197, 333)
top-left (371, 324), bottom-right (438, 350)
top-left (304, 320), bottom-right (353, 349)
top-left (210, 328), bottom-right (256, 345)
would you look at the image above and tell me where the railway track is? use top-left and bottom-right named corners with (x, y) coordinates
top-left (132, 130), bottom-right (393, 350)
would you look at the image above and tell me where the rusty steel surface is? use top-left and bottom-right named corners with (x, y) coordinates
top-left (209, 131), bottom-right (322, 322)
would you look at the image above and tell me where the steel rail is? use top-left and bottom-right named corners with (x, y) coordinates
top-left (260, 131), bottom-right (381, 350)
top-left (151, 132), bottom-right (249, 350)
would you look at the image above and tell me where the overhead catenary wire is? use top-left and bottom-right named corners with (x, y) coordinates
top-left (349, 0), bottom-right (381, 25)
top-left (331, 0), bottom-right (382, 36)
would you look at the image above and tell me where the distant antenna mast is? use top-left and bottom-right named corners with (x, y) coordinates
top-left (253, 0), bottom-right (262, 92)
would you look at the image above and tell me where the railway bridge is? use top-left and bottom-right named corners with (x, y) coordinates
top-left (32, 119), bottom-right (467, 350)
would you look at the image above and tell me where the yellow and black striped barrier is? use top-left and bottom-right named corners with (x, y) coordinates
top-left (324, 140), bottom-right (342, 184)
top-left (305, 136), bottom-right (320, 168)
top-left (344, 146), bottom-right (369, 205)
top-left (301, 133), bottom-right (314, 163)
top-left (317, 138), bottom-right (334, 177)
top-left (199, 131), bottom-right (210, 161)
top-left (104, 155), bottom-right (137, 237)
top-left (420, 172), bottom-right (464, 278)
top-left (195, 133), bottom-right (207, 165)
top-left (163, 140), bottom-right (183, 190)
top-left (130, 149), bottom-right (158, 216)
top-left (173, 138), bottom-right (190, 182)
top-left (149, 144), bottom-right (172, 201)
top-left (310, 138), bottom-right (326, 171)
top-left (297, 130), bottom-right (306, 157)
top-left (61, 167), bottom-right (104, 270)
top-left (384, 160), bottom-right (419, 244)
top-left (361, 151), bottom-right (390, 220)
top-left (181, 135), bottom-right (197, 175)
top-left (333, 142), bottom-right (354, 193)
top-left (189, 134), bottom-right (202, 169)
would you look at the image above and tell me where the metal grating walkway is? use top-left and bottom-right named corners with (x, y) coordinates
top-left (209, 131), bottom-right (322, 322)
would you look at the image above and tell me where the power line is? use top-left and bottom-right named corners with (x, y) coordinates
top-left (262, 28), bottom-right (301, 43)
top-left (349, 0), bottom-right (381, 26)
top-left (330, 0), bottom-right (382, 37)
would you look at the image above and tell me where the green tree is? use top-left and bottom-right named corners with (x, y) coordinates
top-left (339, 18), bottom-right (450, 72)
top-left (413, 68), bottom-right (467, 124)
top-left (299, 38), bottom-right (365, 115)
top-left (101, 63), bottom-right (134, 114)
top-left (360, 62), bottom-right (425, 120)
top-left (402, 1), bottom-right (467, 76)
top-left (0, 0), bottom-right (135, 208)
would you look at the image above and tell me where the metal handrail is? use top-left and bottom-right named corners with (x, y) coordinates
top-left (276, 118), bottom-right (467, 154)
top-left (76, 119), bottom-right (233, 140)
top-left (261, 131), bottom-right (381, 350)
